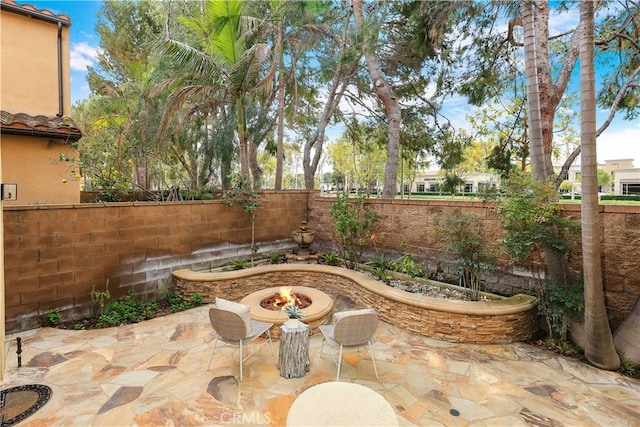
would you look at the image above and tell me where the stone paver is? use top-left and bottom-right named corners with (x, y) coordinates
top-left (2, 304), bottom-right (639, 426)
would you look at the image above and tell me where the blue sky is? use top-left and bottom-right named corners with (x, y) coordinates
top-left (23, 0), bottom-right (639, 165)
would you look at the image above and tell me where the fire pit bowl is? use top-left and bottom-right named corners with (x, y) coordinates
top-left (240, 286), bottom-right (334, 339)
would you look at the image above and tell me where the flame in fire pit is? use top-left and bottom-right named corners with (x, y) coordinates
top-left (279, 287), bottom-right (295, 308)
top-left (259, 287), bottom-right (312, 311)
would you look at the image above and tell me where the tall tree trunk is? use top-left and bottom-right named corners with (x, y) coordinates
top-left (248, 138), bottom-right (263, 189)
top-left (522, 1), bottom-right (569, 282)
top-left (522, 1), bottom-right (545, 180)
top-left (351, 0), bottom-right (401, 199)
top-left (302, 8), bottom-right (358, 191)
top-left (579, 0), bottom-right (620, 370)
top-left (236, 96), bottom-right (250, 181)
top-left (275, 23), bottom-right (285, 190)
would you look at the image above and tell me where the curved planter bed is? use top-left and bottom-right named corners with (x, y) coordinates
top-left (172, 264), bottom-right (537, 344)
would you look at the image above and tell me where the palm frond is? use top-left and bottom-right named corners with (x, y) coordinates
top-left (157, 38), bottom-right (230, 83)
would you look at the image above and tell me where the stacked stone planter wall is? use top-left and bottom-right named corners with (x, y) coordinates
top-left (173, 264), bottom-right (538, 344)
top-left (308, 194), bottom-right (640, 330)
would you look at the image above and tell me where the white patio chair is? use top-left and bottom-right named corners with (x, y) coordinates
top-left (319, 308), bottom-right (379, 381)
top-left (207, 302), bottom-right (273, 381)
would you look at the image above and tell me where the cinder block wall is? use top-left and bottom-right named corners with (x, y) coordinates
top-left (4, 191), bottom-right (638, 333)
top-left (4, 191), bottom-right (309, 332)
top-left (308, 195), bottom-right (640, 330)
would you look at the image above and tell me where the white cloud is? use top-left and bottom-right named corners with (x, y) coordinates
top-left (70, 42), bottom-right (99, 71)
top-left (597, 126), bottom-right (640, 165)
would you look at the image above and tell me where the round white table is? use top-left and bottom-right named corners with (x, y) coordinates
top-left (286, 381), bottom-right (398, 426)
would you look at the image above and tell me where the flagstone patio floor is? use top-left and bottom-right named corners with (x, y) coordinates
top-left (2, 304), bottom-right (639, 426)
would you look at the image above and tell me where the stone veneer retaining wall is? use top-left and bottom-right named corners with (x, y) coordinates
top-left (173, 264), bottom-right (538, 344)
top-left (308, 194), bottom-right (640, 330)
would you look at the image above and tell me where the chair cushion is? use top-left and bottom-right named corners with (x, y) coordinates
top-left (332, 308), bottom-right (376, 323)
top-left (215, 297), bottom-right (254, 337)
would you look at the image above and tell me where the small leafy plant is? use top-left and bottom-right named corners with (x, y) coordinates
top-left (165, 291), bottom-right (203, 312)
top-left (268, 252), bottom-right (286, 264)
top-left (91, 281), bottom-right (111, 316)
top-left (319, 252), bottom-right (341, 266)
top-left (45, 309), bottom-right (61, 326)
top-left (620, 361), bottom-right (637, 377)
top-left (222, 174), bottom-right (264, 266)
top-left (230, 260), bottom-right (250, 270)
top-left (97, 290), bottom-right (158, 328)
top-left (391, 245), bottom-right (425, 278)
top-left (285, 304), bottom-right (305, 319)
top-left (368, 253), bottom-right (393, 285)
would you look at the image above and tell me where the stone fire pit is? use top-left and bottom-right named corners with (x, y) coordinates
top-left (240, 286), bottom-right (334, 339)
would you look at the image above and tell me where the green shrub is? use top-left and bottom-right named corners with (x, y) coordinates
top-left (537, 279), bottom-right (584, 341)
top-left (230, 260), bottom-right (250, 270)
top-left (434, 210), bottom-right (496, 301)
top-left (319, 252), bottom-right (341, 266)
top-left (620, 361), bottom-right (637, 376)
top-left (268, 252), bottom-right (286, 264)
top-left (45, 309), bottom-right (61, 326)
top-left (330, 193), bottom-right (378, 269)
top-left (391, 249), bottom-right (425, 278)
top-left (97, 291), bottom-right (157, 327)
top-left (368, 253), bottom-right (393, 285)
top-left (165, 291), bottom-right (203, 312)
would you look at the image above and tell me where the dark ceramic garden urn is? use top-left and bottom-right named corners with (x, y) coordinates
top-left (292, 221), bottom-right (315, 249)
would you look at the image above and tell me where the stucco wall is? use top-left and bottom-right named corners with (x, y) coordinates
top-left (308, 195), bottom-right (640, 330)
top-left (1, 135), bottom-right (80, 205)
top-left (0, 8), bottom-right (71, 115)
top-left (3, 192), bottom-right (309, 332)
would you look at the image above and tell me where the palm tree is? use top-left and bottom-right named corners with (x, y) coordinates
top-left (579, 0), bottom-right (620, 370)
top-left (158, 0), bottom-right (271, 184)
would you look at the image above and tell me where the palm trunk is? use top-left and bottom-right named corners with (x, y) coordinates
top-left (275, 23), bottom-right (285, 190)
top-left (523, 1), bottom-right (570, 283)
top-left (579, 0), bottom-right (619, 370)
top-left (236, 96), bottom-right (250, 181)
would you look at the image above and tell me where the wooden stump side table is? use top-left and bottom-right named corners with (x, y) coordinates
top-left (278, 321), bottom-right (310, 378)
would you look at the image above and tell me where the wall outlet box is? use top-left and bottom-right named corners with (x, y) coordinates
top-left (1, 183), bottom-right (17, 201)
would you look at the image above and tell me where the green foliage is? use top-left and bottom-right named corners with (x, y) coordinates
top-left (268, 252), bottom-right (286, 264)
top-left (285, 304), bottom-right (305, 320)
top-left (619, 362), bottom-right (637, 376)
top-left (318, 252), bottom-right (341, 266)
top-left (230, 260), bottom-right (250, 270)
top-left (390, 251), bottom-right (425, 278)
top-left (91, 283), bottom-right (111, 316)
top-left (434, 210), bottom-right (496, 301)
top-left (45, 309), bottom-right (61, 327)
top-left (495, 171), bottom-right (578, 271)
top-left (368, 253), bottom-right (393, 285)
top-left (537, 280), bottom-right (584, 341)
top-left (222, 174), bottom-right (264, 216)
top-left (330, 193), bottom-right (379, 269)
top-left (165, 291), bottom-right (203, 312)
top-left (495, 172), bottom-right (581, 338)
top-left (97, 290), bottom-right (159, 327)
top-left (539, 337), bottom-right (582, 357)
top-left (600, 195), bottom-right (640, 201)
